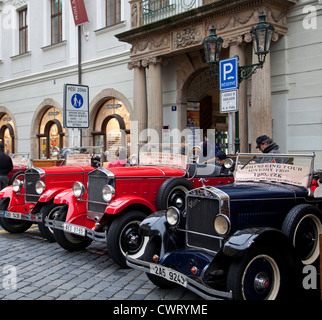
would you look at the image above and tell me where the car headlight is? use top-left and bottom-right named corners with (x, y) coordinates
top-left (214, 214), bottom-right (230, 236)
top-left (73, 181), bottom-right (85, 198)
top-left (12, 179), bottom-right (23, 192)
top-left (35, 181), bottom-right (46, 195)
top-left (130, 154), bottom-right (138, 165)
top-left (166, 207), bottom-right (180, 226)
top-left (102, 184), bottom-right (115, 202)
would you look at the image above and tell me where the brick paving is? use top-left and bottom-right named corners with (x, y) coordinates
top-left (0, 226), bottom-right (200, 300)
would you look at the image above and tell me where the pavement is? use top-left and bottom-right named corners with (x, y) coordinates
top-left (0, 225), bottom-right (200, 301)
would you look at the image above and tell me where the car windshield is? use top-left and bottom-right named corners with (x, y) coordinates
top-left (11, 153), bottom-right (30, 166)
top-left (63, 146), bottom-right (103, 166)
top-left (136, 143), bottom-right (190, 169)
top-left (235, 153), bottom-right (314, 188)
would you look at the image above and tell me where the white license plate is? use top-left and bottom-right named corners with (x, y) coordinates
top-left (4, 211), bottom-right (21, 220)
top-left (63, 223), bottom-right (86, 236)
top-left (150, 264), bottom-right (187, 287)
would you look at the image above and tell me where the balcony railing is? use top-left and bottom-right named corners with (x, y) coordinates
top-left (132, 0), bottom-right (220, 27)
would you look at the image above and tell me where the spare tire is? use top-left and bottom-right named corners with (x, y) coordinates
top-left (155, 177), bottom-right (193, 211)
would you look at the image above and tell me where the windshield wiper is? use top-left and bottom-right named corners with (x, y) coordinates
top-left (241, 155), bottom-right (257, 170)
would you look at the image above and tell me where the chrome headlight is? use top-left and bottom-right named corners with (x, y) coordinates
top-left (224, 158), bottom-right (234, 169)
top-left (102, 184), bottom-right (115, 202)
top-left (214, 214), bottom-right (230, 236)
top-left (12, 179), bottom-right (23, 192)
top-left (166, 207), bottom-right (180, 226)
top-left (130, 154), bottom-right (138, 165)
top-left (35, 181), bottom-right (46, 195)
top-left (73, 181), bottom-right (85, 198)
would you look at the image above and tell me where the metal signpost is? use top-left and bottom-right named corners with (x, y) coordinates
top-left (219, 57), bottom-right (239, 154)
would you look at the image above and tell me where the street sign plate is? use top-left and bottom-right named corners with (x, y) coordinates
top-left (63, 84), bottom-right (89, 129)
top-left (220, 90), bottom-right (238, 113)
top-left (219, 57), bottom-right (239, 91)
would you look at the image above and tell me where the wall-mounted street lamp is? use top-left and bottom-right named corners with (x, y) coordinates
top-left (203, 11), bottom-right (274, 154)
top-left (203, 12), bottom-right (275, 82)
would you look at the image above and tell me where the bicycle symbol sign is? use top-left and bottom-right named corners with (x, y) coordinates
top-left (71, 94), bottom-right (84, 109)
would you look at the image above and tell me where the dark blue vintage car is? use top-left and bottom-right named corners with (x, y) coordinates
top-left (127, 153), bottom-right (322, 300)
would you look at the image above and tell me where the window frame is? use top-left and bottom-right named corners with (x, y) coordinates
top-left (106, 0), bottom-right (121, 27)
top-left (51, 0), bottom-right (63, 45)
top-left (18, 8), bottom-right (28, 54)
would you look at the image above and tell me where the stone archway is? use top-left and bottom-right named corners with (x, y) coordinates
top-left (0, 107), bottom-right (18, 155)
top-left (31, 99), bottom-right (63, 159)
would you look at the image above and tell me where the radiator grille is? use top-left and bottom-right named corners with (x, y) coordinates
top-left (186, 196), bottom-right (221, 252)
top-left (87, 169), bottom-right (114, 213)
top-left (25, 170), bottom-right (41, 202)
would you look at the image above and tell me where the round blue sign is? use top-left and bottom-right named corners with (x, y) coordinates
top-left (71, 94), bottom-right (84, 109)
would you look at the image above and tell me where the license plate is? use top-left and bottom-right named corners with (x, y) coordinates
top-left (63, 223), bottom-right (86, 236)
top-left (150, 264), bottom-right (187, 287)
top-left (3, 211), bottom-right (21, 220)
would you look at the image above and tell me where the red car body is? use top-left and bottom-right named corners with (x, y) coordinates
top-left (0, 165), bottom-right (96, 240)
top-left (47, 163), bottom-right (234, 267)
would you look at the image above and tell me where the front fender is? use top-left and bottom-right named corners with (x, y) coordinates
top-left (223, 227), bottom-right (293, 258)
top-left (140, 211), bottom-right (183, 257)
top-left (0, 186), bottom-right (26, 207)
top-left (38, 187), bottom-right (68, 203)
top-left (105, 196), bottom-right (156, 215)
top-left (53, 189), bottom-right (87, 223)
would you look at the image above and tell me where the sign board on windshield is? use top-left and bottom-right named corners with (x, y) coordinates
top-left (63, 84), bottom-right (89, 129)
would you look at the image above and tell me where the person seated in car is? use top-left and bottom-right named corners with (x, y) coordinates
top-left (255, 135), bottom-right (288, 163)
top-left (216, 151), bottom-right (234, 174)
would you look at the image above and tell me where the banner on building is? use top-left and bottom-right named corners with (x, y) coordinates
top-left (70, 0), bottom-right (89, 26)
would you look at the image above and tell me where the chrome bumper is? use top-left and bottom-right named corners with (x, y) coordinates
top-left (45, 218), bottom-right (106, 242)
top-left (1, 210), bottom-right (42, 223)
top-left (126, 255), bottom-right (232, 300)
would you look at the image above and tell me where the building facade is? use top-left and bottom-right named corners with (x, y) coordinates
top-left (0, 0), bottom-right (321, 166)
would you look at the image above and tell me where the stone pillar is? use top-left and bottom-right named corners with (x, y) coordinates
top-left (130, 60), bottom-right (147, 143)
top-left (147, 57), bottom-right (163, 144)
top-left (250, 52), bottom-right (272, 152)
top-left (229, 41), bottom-right (248, 153)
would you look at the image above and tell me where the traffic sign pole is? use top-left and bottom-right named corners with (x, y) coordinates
top-left (219, 57), bottom-right (239, 154)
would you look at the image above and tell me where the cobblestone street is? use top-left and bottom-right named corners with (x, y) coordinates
top-left (0, 226), bottom-right (200, 301)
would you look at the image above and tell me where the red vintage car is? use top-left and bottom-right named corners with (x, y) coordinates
top-left (8, 153), bottom-right (30, 185)
top-left (46, 147), bottom-right (234, 268)
top-left (0, 147), bottom-right (103, 241)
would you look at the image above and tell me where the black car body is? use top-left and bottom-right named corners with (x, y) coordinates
top-left (127, 153), bottom-right (322, 300)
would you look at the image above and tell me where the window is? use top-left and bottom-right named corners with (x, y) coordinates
top-left (38, 107), bottom-right (65, 159)
top-left (51, 0), bottom-right (62, 44)
top-left (106, 0), bottom-right (121, 26)
top-left (19, 9), bottom-right (28, 54)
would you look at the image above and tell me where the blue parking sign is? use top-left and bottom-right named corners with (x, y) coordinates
top-left (219, 57), bottom-right (239, 91)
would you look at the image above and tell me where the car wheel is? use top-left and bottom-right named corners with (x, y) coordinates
top-left (144, 238), bottom-right (177, 289)
top-left (0, 199), bottom-right (33, 233)
top-left (53, 206), bottom-right (92, 251)
top-left (106, 210), bottom-right (148, 268)
top-left (282, 204), bottom-right (322, 265)
top-left (227, 246), bottom-right (286, 300)
top-left (38, 201), bottom-right (64, 242)
top-left (156, 177), bottom-right (193, 211)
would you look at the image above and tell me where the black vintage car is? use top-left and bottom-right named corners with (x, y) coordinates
top-left (127, 153), bottom-right (322, 300)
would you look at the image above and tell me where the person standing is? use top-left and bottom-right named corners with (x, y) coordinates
top-left (0, 143), bottom-right (13, 189)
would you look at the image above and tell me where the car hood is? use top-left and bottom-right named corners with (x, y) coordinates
top-left (213, 181), bottom-right (308, 200)
top-left (108, 166), bottom-right (186, 178)
top-left (30, 165), bottom-right (95, 174)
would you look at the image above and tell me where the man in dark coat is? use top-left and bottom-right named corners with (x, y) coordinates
top-left (255, 135), bottom-right (286, 163)
top-left (0, 143), bottom-right (13, 189)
